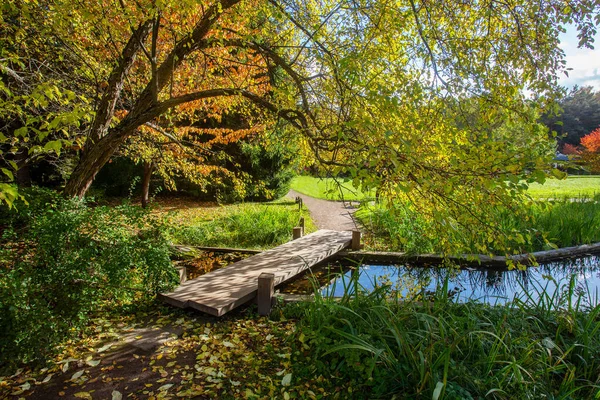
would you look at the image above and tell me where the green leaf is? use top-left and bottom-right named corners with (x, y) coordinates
top-left (1, 168), bottom-right (14, 181)
top-left (281, 373), bottom-right (292, 386)
top-left (43, 140), bottom-right (62, 155)
top-left (14, 126), bottom-right (27, 137)
top-left (432, 381), bottom-right (444, 400)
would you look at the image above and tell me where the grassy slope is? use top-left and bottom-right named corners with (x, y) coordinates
top-left (290, 176), bottom-right (374, 201)
top-left (158, 197), bottom-right (317, 249)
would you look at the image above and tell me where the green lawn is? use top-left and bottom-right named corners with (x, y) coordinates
top-left (527, 175), bottom-right (600, 199)
top-left (290, 176), bottom-right (374, 201)
top-left (292, 175), bottom-right (600, 200)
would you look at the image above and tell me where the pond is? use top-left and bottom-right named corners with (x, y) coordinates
top-left (279, 256), bottom-right (600, 308)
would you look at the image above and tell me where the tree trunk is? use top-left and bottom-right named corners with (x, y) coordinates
top-left (62, 0), bottom-right (242, 198)
top-left (14, 148), bottom-right (31, 187)
top-left (63, 132), bottom-right (130, 197)
top-left (141, 161), bottom-right (153, 208)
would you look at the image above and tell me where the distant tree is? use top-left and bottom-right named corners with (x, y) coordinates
top-left (579, 127), bottom-right (600, 173)
top-left (543, 86), bottom-right (600, 146)
top-left (562, 143), bottom-right (580, 155)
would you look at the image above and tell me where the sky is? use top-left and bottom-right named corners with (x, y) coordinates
top-left (558, 26), bottom-right (600, 90)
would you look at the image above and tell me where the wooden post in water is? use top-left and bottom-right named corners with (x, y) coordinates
top-left (293, 226), bottom-right (303, 240)
top-left (351, 230), bottom-right (361, 250)
top-left (258, 272), bottom-right (275, 316)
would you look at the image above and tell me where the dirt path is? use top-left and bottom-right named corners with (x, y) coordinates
top-left (287, 189), bottom-right (360, 231)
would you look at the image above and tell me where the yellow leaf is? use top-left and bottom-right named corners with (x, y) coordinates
top-left (74, 392), bottom-right (92, 400)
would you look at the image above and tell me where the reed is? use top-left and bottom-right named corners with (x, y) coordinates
top-left (286, 273), bottom-right (600, 399)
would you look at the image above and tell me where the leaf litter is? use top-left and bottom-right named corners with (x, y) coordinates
top-left (0, 305), bottom-right (343, 399)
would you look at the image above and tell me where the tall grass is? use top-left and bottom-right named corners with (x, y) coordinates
top-left (357, 196), bottom-right (600, 254)
top-left (167, 202), bottom-right (315, 249)
top-left (285, 273), bottom-right (600, 399)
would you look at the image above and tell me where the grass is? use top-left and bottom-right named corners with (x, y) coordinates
top-left (356, 197), bottom-right (600, 254)
top-left (527, 175), bottom-right (600, 198)
top-left (285, 273), bottom-right (600, 399)
top-left (292, 175), bottom-right (600, 201)
top-left (290, 176), bottom-right (374, 201)
top-left (160, 197), bottom-right (317, 249)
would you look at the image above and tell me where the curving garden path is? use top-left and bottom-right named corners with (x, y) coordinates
top-left (287, 189), bottom-right (360, 231)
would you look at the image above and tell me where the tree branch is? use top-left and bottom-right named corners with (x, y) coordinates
top-left (87, 19), bottom-right (153, 145)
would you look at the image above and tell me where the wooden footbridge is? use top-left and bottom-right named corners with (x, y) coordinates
top-left (159, 229), bottom-right (358, 316)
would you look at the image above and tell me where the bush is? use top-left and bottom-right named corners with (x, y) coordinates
top-left (0, 190), bottom-right (178, 367)
top-left (178, 140), bottom-right (296, 203)
top-left (355, 203), bottom-right (439, 253)
top-left (357, 197), bottom-right (600, 254)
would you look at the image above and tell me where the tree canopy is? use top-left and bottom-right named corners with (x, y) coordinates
top-left (1, 0), bottom-right (599, 254)
top-left (543, 86), bottom-right (600, 147)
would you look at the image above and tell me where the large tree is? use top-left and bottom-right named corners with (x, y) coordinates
top-left (2, 0), bottom-right (599, 252)
top-left (542, 86), bottom-right (600, 147)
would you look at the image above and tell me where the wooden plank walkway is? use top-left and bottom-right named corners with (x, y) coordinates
top-left (159, 229), bottom-right (353, 316)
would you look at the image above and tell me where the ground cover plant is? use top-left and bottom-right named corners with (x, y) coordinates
top-left (527, 175), bottom-right (600, 199)
top-left (292, 175), bottom-right (600, 202)
top-left (163, 197), bottom-right (316, 249)
top-left (0, 188), bottom-right (179, 368)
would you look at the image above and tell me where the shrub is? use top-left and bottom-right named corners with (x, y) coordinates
top-left (0, 190), bottom-right (178, 367)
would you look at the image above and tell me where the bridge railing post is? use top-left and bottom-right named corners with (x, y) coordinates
top-left (352, 230), bottom-right (361, 250)
top-left (258, 272), bottom-right (275, 316)
top-left (293, 226), bottom-right (302, 240)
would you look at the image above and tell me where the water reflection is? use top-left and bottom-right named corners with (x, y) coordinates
top-left (320, 256), bottom-right (600, 307)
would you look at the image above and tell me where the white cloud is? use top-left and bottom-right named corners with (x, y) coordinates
top-left (559, 28), bottom-right (600, 89)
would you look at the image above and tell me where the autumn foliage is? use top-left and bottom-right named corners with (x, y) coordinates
top-left (580, 128), bottom-right (600, 153)
top-left (562, 143), bottom-right (579, 155)
top-left (579, 127), bottom-right (600, 173)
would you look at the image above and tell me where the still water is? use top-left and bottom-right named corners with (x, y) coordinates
top-left (320, 256), bottom-right (600, 307)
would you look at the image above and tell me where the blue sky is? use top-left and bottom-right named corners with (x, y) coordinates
top-left (558, 26), bottom-right (600, 89)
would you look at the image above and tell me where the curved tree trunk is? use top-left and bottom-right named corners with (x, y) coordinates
top-left (63, 132), bottom-right (130, 197)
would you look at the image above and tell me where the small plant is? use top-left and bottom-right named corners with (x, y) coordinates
top-left (356, 196), bottom-right (600, 254)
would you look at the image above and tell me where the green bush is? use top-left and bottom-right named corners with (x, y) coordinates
top-left (355, 203), bottom-right (439, 253)
top-left (179, 140), bottom-right (296, 203)
top-left (0, 190), bottom-right (178, 367)
top-left (357, 197), bottom-right (600, 254)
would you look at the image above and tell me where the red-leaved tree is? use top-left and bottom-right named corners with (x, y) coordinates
top-left (580, 127), bottom-right (600, 172)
